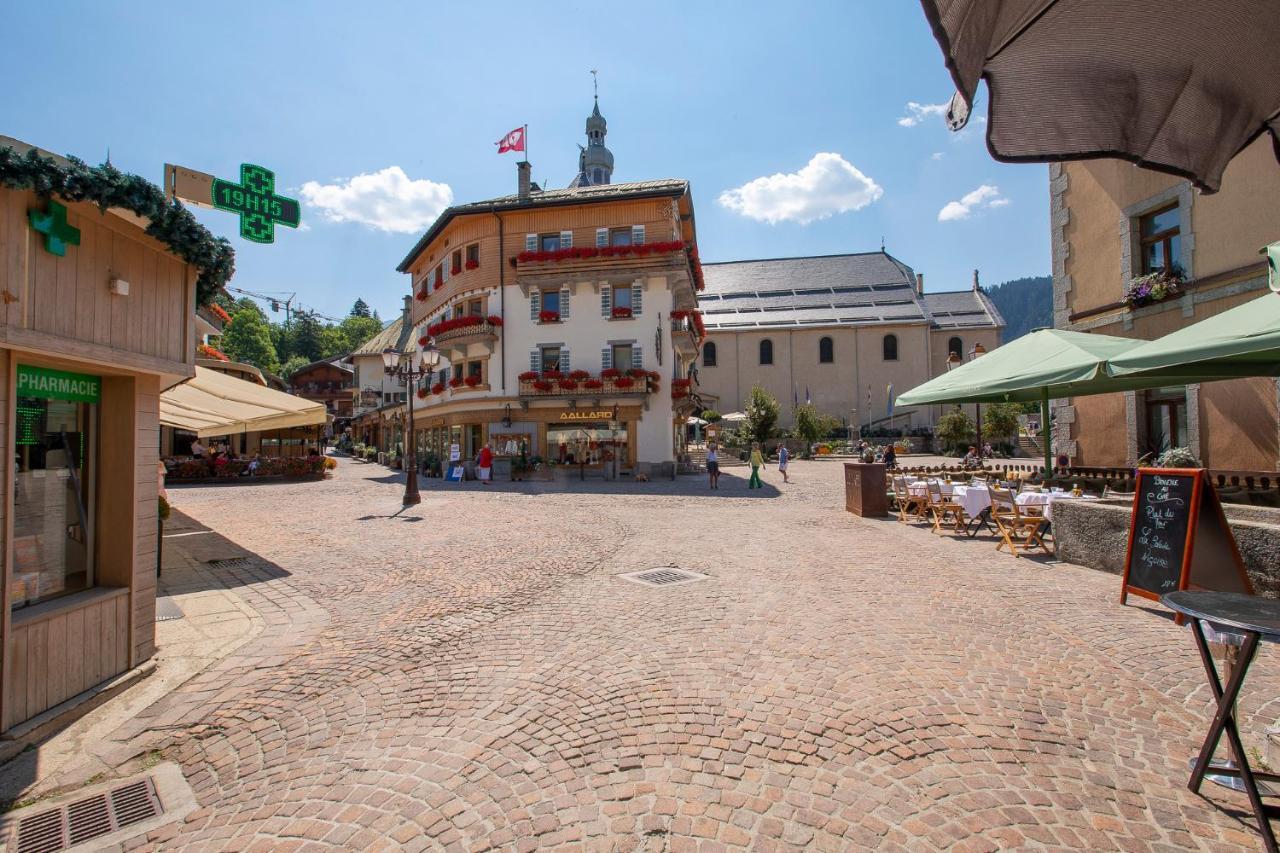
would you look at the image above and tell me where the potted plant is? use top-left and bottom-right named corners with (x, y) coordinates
top-left (611, 306), bottom-right (633, 319)
top-left (538, 309), bottom-right (561, 323)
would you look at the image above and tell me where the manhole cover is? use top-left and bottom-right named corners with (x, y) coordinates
top-left (205, 557), bottom-right (251, 569)
top-left (11, 778), bottom-right (161, 853)
top-left (619, 567), bottom-right (707, 588)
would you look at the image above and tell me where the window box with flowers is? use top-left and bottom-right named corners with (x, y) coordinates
top-left (448, 376), bottom-right (464, 389)
top-left (486, 315), bottom-right (503, 327)
top-left (614, 376), bottom-right (635, 389)
top-left (558, 378), bottom-right (578, 391)
top-left (417, 388), bottom-right (428, 399)
top-left (611, 306), bottom-right (633, 319)
top-left (465, 258), bottom-right (480, 271)
top-left (532, 379), bottom-right (553, 392)
top-left (1123, 269), bottom-right (1185, 309)
top-left (452, 261), bottom-right (462, 276)
top-left (583, 379), bottom-right (603, 390)
top-left (431, 381), bottom-right (445, 395)
top-left (518, 370), bottom-right (539, 381)
top-left (538, 310), bottom-right (561, 324)
top-left (569, 369), bottom-right (590, 381)
top-left (601, 367), bottom-right (622, 379)
top-left (541, 370), bottom-right (563, 380)
top-left (463, 375), bottom-right (481, 388)
top-left (197, 343), bottom-right (230, 362)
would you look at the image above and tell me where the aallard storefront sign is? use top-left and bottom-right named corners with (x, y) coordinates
top-left (558, 409), bottom-right (616, 422)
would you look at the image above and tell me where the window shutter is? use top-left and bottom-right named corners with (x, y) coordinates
top-left (631, 224), bottom-right (646, 245)
top-left (530, 289), bottom-right (541, 320)
top-left (632, 345), bottom-right (643, 369)
top-left (631, 282), bottom-right (643, 316)
top-left (601, 347), bottom-right (612, 370)
top-left (560, 230), bottom-right (573, 249)
top-left (525, 233), bottom-right (537, 252)
top-left (561, 347), bottom-right (571, 372)
top-left (442, 260), bottom-right (449, 283)
top-left (560, 285), bottom-right (571, 319)
top-left (596, 227), bottom-right (609, 248)
top-left (530, 349), bottom-right (541, 373)
top-left (601, 285), bottom-right (612, 317)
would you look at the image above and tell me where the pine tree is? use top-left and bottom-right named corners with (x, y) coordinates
top-left (350, 298), bottom-right (372, 318)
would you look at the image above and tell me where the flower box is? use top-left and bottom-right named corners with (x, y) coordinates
top-left (486, 314), bottom-right (503, 326)
top-left (569, 369), bottom-right (590, 380)
top-left (611, 306), bottom-right (633, 319)
top-left (538, 310), bottom-right (561, 323)
top-left (518, 370), bottom-right (539, 381)
top-left (431, 382), bottom-right (445, 395)
top-left (601, 367), bottom-right (622, 379)
top-left (448, 377), bottom-right (463, 388)
top-left (558, 378), bottom-right (578, 391)
top-left (615, 377), bottom-right (635, 389)
top-left (583, 379), bottom-right (603, 390)
top-left (542, 370), bottom-right (564, 380)
top-left (415, 289), bottom-right (428, 301)
top-left (464, 375), bottom-right (481, 388)
top-left (1123, 270), bottom-right (1184, 308)
top-left (516, 240), bottom-right (686, 264)
top-left (532, 379), bottom-right (553, 392)
top-left (626, 368), bottom-right (647, 379)
top-left (417, 388), bottom-right (428, 399)
top-left (465, 258), bottom-right (480, 271)
top-left (197, 343), bottom-right (229, 362)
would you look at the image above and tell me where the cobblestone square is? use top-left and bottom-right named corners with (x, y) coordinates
top-left (106, 458), bottom-right (1278, 848)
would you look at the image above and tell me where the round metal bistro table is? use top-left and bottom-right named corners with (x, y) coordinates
top-left (1162, 590), bottom-right (1280, 853)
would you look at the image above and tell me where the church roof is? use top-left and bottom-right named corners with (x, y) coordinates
top-left (397, 179), bottom-right (688, 272)
top-left (698, 251), bottom-right (1002, 331)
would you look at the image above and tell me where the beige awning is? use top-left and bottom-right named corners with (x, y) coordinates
top-left (160, 366), bottom-right (326, 437)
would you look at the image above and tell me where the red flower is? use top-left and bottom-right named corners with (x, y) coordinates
top-left (208, 303), bottom-right (231, 323)
top-left (448, 376), bottom-right (463, 388)
top-left (669, 309), bottom-right (690, 321)
top-left (417, 388), bottom-right (428, 399)
top-left (611, 306), bottom-right (633, 319)
top-left (601, 367), bottom-right (622, 379)
top-left (518, 370), bottom-right (539, 381)
top-left (516, 240), bottom-right (685, 264)
top-left (542, 370), bottom-right (563, 380)
top-left (569, 369), bottom-right (590, 380)
top-left (419, 335), bottom-right (431, 347)
top-left (197, 343), bottom-right (230, 362)
top-left (627, 368), bottom-right (647, 379)
top-left (672, 378), bottom-right (692, 388)
top-left (558, 378), bottom-right (578, 390)
top-left (464, 375), bottom-right (481, 387)
top-left (615, 377), bottom-right (635, 389)
top-left (647, 370), bottom-right (662, 380)
top-left (416, 289), bottom-right (428, 301)
top-left (671, 389), bottom-right (688, 399)
top-left (465, 258), bottom-right (480, 270)
top-left (532, 379), bottom-right (553, 392)
top-left (431, 382), bottom-right (445, 395)
top-left (486, 315), bottom-right (503, 326)
top-left (692, 311), bottom-right (706, 339)
top-left (583, 379), bottom-right (603, 390)
top-left (538, 310), bottom-right (561, 323)
top-left (452, 261), bottom-right (462, 275)
top-left (428, 315), bottom-right (489, 337)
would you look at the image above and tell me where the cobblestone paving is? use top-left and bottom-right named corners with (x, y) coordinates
top-left (123, 457), bottom-right (1278, 850)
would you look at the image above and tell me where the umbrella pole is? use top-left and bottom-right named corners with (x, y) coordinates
top-left (1040, 387), bottom-right (1052, 476)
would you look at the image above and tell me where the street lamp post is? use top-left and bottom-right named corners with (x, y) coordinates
top-left (383, 341), bottom-right (440, 506)
top-left (968, 343), bottom-right (987, 458)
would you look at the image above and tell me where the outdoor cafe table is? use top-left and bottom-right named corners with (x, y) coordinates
top-left (1161, 591), bottom-right (1280, 852)
top-left (1015, 489), bottom-right (1100, 521)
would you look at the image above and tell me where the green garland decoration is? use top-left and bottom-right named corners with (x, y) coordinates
top-left (0, 146), bottom-right (235, 305)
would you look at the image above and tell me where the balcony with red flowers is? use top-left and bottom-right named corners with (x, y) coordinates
top-left (422, 314), bottom-right (503, 358)
top-left (514, 240), bottom-right (703, 309)
top-left (517, 368), bottom-right (661, 401)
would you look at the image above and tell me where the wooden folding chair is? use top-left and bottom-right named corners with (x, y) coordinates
top-left (926, 480), bottom-right (967, 534)
top-left (893, 476), bottom-right (929, 524)
top-left (989, 486), bottom-right (1050, 557)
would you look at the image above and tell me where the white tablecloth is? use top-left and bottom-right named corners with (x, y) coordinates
top-left (1015, 491), bottom-right (1099, 521)
top-left (908, 480), bottom-right (954, 498)
top-left (951, 484), bottom-right (992, 518)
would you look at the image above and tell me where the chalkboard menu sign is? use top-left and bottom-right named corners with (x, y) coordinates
top-left (1121, 468), bottom-right (1251, 608)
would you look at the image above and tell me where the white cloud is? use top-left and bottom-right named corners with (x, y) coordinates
top-left (299, 166), bottom-right (453, 233)
top-left (937, 185), bottom-right (1008, 222)
top-left (717, 153), bottom-right (883, 225)
top-left (931, 152), bottom-right (944, 161)
top-left (898, 101), bottom-right (949, 128)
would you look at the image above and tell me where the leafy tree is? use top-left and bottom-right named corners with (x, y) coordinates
top-left (701, 409), bottom-right (722, 423)
top-left (288, 311), bottom-right (327, 363)
top-left (794, 404), bottom-right (840, 446)
top-left (339, 315), bottom-right (382, 353)
top-left (981, 402), bottom-right (1022, 442)
top-left (935, 408), bottom-right (975, 455)
top-left (220, 308), bottom-right (280, 374)
top-left (743, 385), bottom-right (780, 447)
top-left (280, 354), bottom-right (310, 379)
top-left (350, 298), bottom-right (373, 318)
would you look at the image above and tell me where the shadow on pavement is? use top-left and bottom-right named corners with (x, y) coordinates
top-left (406, 469), bottom-right (783, 498)
top-left (159, 510), bottom-right (292, 594)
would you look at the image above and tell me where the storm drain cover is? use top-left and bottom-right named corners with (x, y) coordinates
top-left (12, 777), bottom-right (161, 852)
top-left (205, 557), bottom-right (251, 569)
top-left (619, 567), bottom-right (707, 588)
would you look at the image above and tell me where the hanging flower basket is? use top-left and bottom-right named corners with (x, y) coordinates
top-left (538, 310), bottom-right (561, 323)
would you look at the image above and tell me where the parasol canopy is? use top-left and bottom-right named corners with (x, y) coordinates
top-left (1108, 293), bottom-right (1280, 379)
top-left (918, 0), bottom-right (1280, 193)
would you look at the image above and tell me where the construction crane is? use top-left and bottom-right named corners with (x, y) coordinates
top-left (225, 289), bottom-right (344, 325)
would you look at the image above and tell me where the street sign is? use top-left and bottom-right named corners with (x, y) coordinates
top-left (210, 164), bottom-right (301, 244)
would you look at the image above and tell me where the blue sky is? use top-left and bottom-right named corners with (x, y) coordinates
top-left (2, 1), bottom-right (1049, 321)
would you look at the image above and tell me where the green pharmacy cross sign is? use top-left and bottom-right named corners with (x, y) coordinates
top-left (29, 200), bottom-right (81, 257)
top-left (211, 164), bottom-right (301, 244)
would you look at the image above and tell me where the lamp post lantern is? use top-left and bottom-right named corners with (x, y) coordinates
top-left (383, 341), bottom-right (440, 506)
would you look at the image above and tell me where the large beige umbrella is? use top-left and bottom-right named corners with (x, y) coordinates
top-left (918, 0), bottom-right (1280, 193)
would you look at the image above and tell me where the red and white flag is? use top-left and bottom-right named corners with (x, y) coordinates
top-left (496, 126), bottom-right (526, 154)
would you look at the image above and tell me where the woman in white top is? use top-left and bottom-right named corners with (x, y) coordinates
top-left (706, 443), bottom-right (721, 490)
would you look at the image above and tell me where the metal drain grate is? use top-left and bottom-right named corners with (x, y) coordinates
top-left (619, 567), bottom-right (707, 588)
top-left (206, 557), bottom-right (251, 569)
top-left (13, 778), bottom-right (161, 853)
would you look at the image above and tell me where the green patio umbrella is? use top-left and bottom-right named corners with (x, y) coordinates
top-left (896, 329), bottom-right (1158, 472)
top-left (1108, 292), bottom-right (1280, 379)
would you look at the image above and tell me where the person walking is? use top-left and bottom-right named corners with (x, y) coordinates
top-left (477, 441), bottom-right (493, 484)
top-left (748, 442), bottom-right (764, 489)
top-left (777, 444), bottom-right (790, 483)
top-left (706, 442), bottom-right (720, 490)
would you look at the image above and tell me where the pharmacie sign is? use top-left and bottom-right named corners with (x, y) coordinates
top-left (17, 365), bottom-right (101, 403)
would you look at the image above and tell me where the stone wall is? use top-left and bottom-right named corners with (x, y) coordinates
top-left (1054, 499), bottom-right (1280, 598)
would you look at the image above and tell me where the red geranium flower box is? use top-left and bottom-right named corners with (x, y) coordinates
top-left (464, 375), bottom-right (481, 387)
top-left (627, 368), bottom-right (647, 379)
top-left (583, 379), bottom-right (603, 390)
top-left (465, 258), bottom-right (479, 271)
top-left (518, 370), bottom-right (539, 381)
top-left (431, 382), bottom-right (445, 395)
top-left (448, 376), bottom-right (463, 388)
top-left (558, 378), bottom-right (578, 390)
top-left (532, 379), bottom-right (553, 392)
top-left (452, 261), bottom-right (462, 275)
top-left (538, 310), bottom-right (561, 323)
top-left (542, 370), bottom-right (564, 380)
top-left (486, 315), bottom-right (503, 326)
top-left (601, 368), bottom-right (622, 379)
top-left (611, 306), bottom-right (633, 319)
top-left (569, 369), bottom-right (590, 380)
top-left (615, 377), bottom-right (635, 389)
top-left (417, 388), bottom-right (428, 399)
top-left (672, 378), bottom-right (692, 389)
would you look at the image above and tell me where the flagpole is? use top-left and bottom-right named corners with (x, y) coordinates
top-left (524, 124), bottom-right (528, 169)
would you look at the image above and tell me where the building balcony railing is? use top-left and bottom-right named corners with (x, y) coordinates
top-left (517, 371), bottom-right (659, 400)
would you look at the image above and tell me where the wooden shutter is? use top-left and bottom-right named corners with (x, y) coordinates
top-left (631, 344), bottom-right (643, 369)
top-left (530, 349), bottom-right (541, 373)
top-left (601, 285), bottom-right (613, 317)
top-left (631, 224), bottom-right (646, 245)
top-left (631, 282), bottom-right (643, 316)
top-left (559, 285), bottom-right (571, 319)
top-left (530, 289), bottom-right (541, 320)
top-left (441, 259), bottom-right (449, 283)
top-left (601, 347), bottom-right (612, 370)
top-left (596, 227), bottom-right (609, 248)
top-left (560, 230), bottom-right (573, 249)
top-left (525, 234), bottom-right (537, 252)
top-left (561, 347), bottom-right (571, 372)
